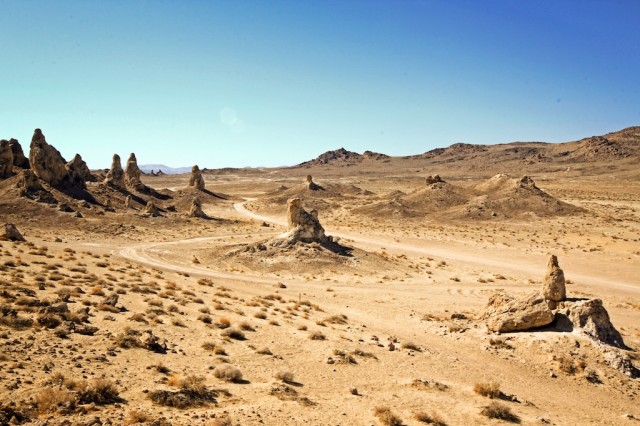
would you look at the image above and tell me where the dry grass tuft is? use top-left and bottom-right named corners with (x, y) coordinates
top-left (414, 411), bottom-right (447, 425)
top-left (373, 406), bottom-right (403, 426)
top-left (473, 382), bottom-right (501, 399)
top-left (213, 364), bottom-right (243, 382)
top-left (480, 402), bottom-right (520, 423)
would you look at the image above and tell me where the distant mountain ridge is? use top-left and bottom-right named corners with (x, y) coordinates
top-left (295, 126), bottom-right (640, 168)
top-left (139, 164), bottom-right (192, 175)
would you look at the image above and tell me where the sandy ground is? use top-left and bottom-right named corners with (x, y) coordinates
top-left (1, 162), bottom-right (639, 426)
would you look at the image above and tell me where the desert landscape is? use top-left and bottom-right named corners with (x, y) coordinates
top-left (0, 127), bottom-right (639, 425)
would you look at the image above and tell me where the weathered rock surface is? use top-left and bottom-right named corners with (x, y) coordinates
top-left (9, 139), bottom-right (29, 169)
top-left (125, 153), bottom-right (146, 191)
top-left (139, 330), bottom-right (168, 353)
top-left (104, 154), bottom-right (125, 189)
top-left (66, 154), bottom-right (94, 182)
top-left (542, 255), bottom-right (566, 302)
top-left (425, 174), bottom-right (443, 185)
top-left (124, 195), bottom-right (132, 209)
top-left (1, 223), bottom-right (26, 241)
top-left (555, 299), bottom-right (626, 348)
top-left (189, 197), bottom-right (206, 218)
top-left (0, 140), bottom-right (14, 178)
top-left (189, 165), bottom-right (205, 190)
top-left (29, 129), bottom-right (79, 187)
top-left (285, 198), bottom-right (327, 243)
top-left (483, 292), bottom-right (555, 333)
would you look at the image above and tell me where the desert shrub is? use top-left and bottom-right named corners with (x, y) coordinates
top-left (37, 314), bottom-right (61, 329)
top-left (401, 341), bottom-right (421, 351)
top-left (480, 402), bottom-right (520, 423)
top-left (217, 317), bottom-right (231, 328)
top-left (257, 347), bottom-right (272, 355)
top-left (473, 382), bottom-right (501, 399)
top-left (198, 314), bottom-right (212, 324)
top-left (211, 415), bottom-right (233, 426)
top-left (414, 411), bottom-right (447, 425)
top-left (274, 370), bottom-right (294, 383)
top-left (76, 379), bottom-right (122, 405)
top-left (36, 388), bottom-right (76, 413)
top-left (254, 311), bottom-right (267, 319)
top-left (239, 321), bottom-right (254, 331)
top-left (221, 328), bottom-right (245, 340)
top-left (125, 410), bottom-right (153, 424)
top-left (309, 331), bottom-right (326, 340)
top-left (213, 365), bottom-right (243, 382)
top-left (373, 406), bottom-right (403, 426)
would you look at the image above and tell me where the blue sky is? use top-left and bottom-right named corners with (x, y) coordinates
top-left (1, 0), bottom-right (639, 168)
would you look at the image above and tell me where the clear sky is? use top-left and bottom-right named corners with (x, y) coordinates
top-left (1, 0), bottom-right (639, 169)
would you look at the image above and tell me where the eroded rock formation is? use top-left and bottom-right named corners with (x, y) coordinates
top-left (306, 175), bottom-right (321, 191)
top-left (143, 200), bottom-right (160, 216)
top-left (1, 223), bottom-right (25, 241)
top-left (555, 299), bottom-right (625, 348)
top-left (104, 154), bottom-right (125, 189)
top-left (189, 197), bottom-right (206, 218)
top-left (285, 198), bottom-right (327, 243)
top-left (425, 175), bottom-right (443, 185)
top-left (542, 255), bottom-right (566, 302)
top-left (125, 153), bottom-right (146, 191)
top-left (29, 129), bottom-right (77, 187)
top-left (66, 154), bottom-right (94, 182)
top-left (9, 139), bottom-right (29, 169)
top-left (0, 140), bottom-right (13, 178)
top-left (189, 165), bottom-right (205, 190)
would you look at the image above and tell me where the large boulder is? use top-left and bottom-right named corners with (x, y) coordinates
top-left (66, 154), bottom-right (94, 182)
top-left (0, 140), bottom-right (14, 178)
top-left (125, 153), bottom-right (146, 191)
top-left (29, 129), bottom-right (80, 188)
top-left (16, 169), bottom-right (43, 194)
top-left (189, 165), bottom-right (205, 190)
top-left (9, 139), bottom-right (29, 169)
top-left (285, 198), bottom-right (328, 243)
top-left (483, 292), bottom-right (555, 333)
top-left (542, 255), bottom-right (566, 302)
top-left (104, 154), bottom-right (126, 189)
top-left (555, 299), bottom-right (625, 348)
top-left (1, 223), bottom-right (25, 242)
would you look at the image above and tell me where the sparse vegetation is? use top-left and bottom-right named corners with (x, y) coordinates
top-left (373, 406), bottom-right (403, 426)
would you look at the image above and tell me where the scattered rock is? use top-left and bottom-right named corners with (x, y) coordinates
top-left (125, 153), bottom-right (146, 191)
top-left (102, 293), bottom-right (119, 307)
top-left (189, 165), bottom-right (205, 190)
top-left (139, 330), bottom-right (168, 353)
top-left (542, 255), bottom-right (566, 302)
top-left (483, 292), bottom-right (555, 333)
top-left (104, 154), bottom-right (126, 189)
top-left (1, 223), bottom-right (25, 241)
top-left (58, 203), bottom-right (74, 213)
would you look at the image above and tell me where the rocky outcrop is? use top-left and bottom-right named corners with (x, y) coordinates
top-left (1, 223), bottom-right (25, 242)
top-left (555, 299), bottom-right (625, 348)
top-left (483, 292), bottom-right (555, 333)
top-left (189, 165), bottom-right (205, 190)
top-left (125, 153), bottom-right (146, 191)
top-left (0, 140), bottom-right (13, 178)
top-left (104, 154), bottom-right (125, 189)
top-left (66, 154), bottom-right (94, 182)
top-left (9, 139), bottom-right (29, 169)
top-left (29, 129), bottom-right (81, 188)
top-left (425, 174), bottom-right (443, 185)
top-left (189, 197), bottom-right (206, 218)
top-left (124, 195), bottom-right (132, 209)
top-left (284, 198), bottom-right (328, 243)
top-left (518, 175), bottom-right (537, 189)
top-left (542, 255), bottom-right (566, 302)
